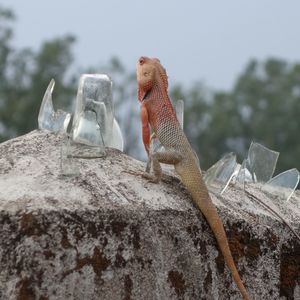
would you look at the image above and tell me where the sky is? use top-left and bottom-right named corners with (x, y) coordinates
top-left (2, 0), bottom-right (300, 91)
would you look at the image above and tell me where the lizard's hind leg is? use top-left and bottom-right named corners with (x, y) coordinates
top-left (143, 150), bottom-right (182, 183)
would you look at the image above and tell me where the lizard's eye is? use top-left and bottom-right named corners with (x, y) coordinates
top-left (139, 57), bottom-right (145, 65)
top-left (144, 72), bottom-right (148, 77)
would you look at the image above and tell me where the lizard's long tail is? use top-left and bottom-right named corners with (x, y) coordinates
top-left (185, 173), bottom-right (251, 300)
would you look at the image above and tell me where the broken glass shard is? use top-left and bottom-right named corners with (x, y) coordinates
top-left (145, 136), bottom-right (163, 173)
top-left (247, 142), bottom-right (279, 182)
top-left (73, 110), bottom-right (105, 147)
top-left (176, 99), bottom-right (184, 129)
top-left (261, 168), bottom-right (300, 202)
top-left (235, 159), bottom-right (253, 185)
top-left (60, 134), bottom-right (80, 176)
top-left (38, 79), bottom-right (71, 133)
top-left (72, 74), bottom-right (114, 148)
top-left (204, 152), bottom-right (237, 194)
top-left (61, 133), bottom-right (105, 175)
top-left (69, 109), bottom-right (106, 158)
top-left (107, 118), bottom-right (124, 151)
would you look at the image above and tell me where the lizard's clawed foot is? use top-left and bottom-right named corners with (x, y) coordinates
top-left (142, 172), bottom-right (160, 183)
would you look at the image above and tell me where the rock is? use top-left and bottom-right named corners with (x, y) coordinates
top-left (0, 130), bottom-right (299, 300)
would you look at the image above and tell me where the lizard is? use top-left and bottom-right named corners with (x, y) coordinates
top-left (136, 56), bottom-right (251, 300)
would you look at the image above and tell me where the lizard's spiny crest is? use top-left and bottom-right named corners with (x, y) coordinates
top-left (151, 58), bottom-right (168, 90)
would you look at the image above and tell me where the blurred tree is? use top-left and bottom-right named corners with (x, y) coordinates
top-left (0, 7), bottom-right (14, 86)
top-left (180, 58), bottom-right (300, 173)
top-left (225, 58), bottom-right (300, 173)
top-left (15, 35), bottom-right (77, 135)
top-left (0, 5), bottom-right (76, 141)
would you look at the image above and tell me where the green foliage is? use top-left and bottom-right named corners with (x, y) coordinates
top-left (179, 58), bottom-right (300, 173)
top-left (0, 6), bottom-right (76, 141)
top-left (0, 7), bottom-right (15, 84)
top-left (231, 58), bottom-right (300, 172)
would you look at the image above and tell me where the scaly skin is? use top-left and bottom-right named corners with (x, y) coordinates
top-left (136, 56), bottom-right (251, 300)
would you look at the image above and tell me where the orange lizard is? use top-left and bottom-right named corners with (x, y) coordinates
top-left (136, 56), bottom-right (251, 300)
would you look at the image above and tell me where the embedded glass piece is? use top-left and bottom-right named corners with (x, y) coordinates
top-left (38, 79), bottom-right (71, 132)
top-left (247, 142), bottom-right (279, 182)
top-left (60, 133), bottom-right (105, 177)
top-left (235, 159), bottom-right (253, 184)
top-left (73, 109), bottom-right (105, 147)
top-left (261, 168), bottom-right (300, 202)
top-left (60, 134), bottom-right (80, 176)
top-left (176, 99), bottom-right (184, 129)
top-left (235, 160), bottom-right (246, 185)
top-left (204, 152), bottom-right (237, 194)
top-left (72, 74), bottom-right (114, 148)
top-left (145, 136), bottom-right (163, 173)
top-left (108, 118), bottom-right (124, 151)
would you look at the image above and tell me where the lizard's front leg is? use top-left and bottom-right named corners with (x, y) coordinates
top-left (145, 133), bottom-right (159, 173)
top-left (143, 150), bottom-right (182, 183)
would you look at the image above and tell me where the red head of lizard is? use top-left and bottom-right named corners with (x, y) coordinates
top-left (136, 56), bottom-right (169, 102)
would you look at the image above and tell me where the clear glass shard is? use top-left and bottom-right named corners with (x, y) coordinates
top-left (151, 137), bottom-right (164, 153)
top-left (204, 152), bottom-right (237, 194)
top-left (73, 110), bottom-right (105, 147)
top-left (193, 150), bottom-right (200, 168)
top-left (261, 168), bottom-right (300, 202)
top-left (61, 133), bottom-right (105, 175)
top-left (60, 134), bottom-right (80, 176)
top-left (235, 159), bottom-right (253, 184)
top-left (176, 99), bottom-right (184, 129)
top-left (176, 99), bottom-right (200, 167)
top-left (247, 142), bottom-right (279, 182)
top-left (72, 74), bottom-right (114, 148)
top-left (38, 79), bottom-right (71, 133)
top-left (105, 118), bottom-right (124, 151)
top-left (145, 137), bottom-right (164, 173)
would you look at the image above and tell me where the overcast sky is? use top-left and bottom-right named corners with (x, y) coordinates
top-left (2, 0), bottom-right (300, 90)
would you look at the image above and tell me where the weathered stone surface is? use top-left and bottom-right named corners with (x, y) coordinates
top-left (0, 130), bottom-right (299, 300)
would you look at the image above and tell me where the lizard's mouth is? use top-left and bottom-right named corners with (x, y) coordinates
top-left (142, 90), bottom-right (150, 101)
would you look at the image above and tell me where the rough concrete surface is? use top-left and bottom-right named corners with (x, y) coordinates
top-left (0, 130), bottom-right (299, 300)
